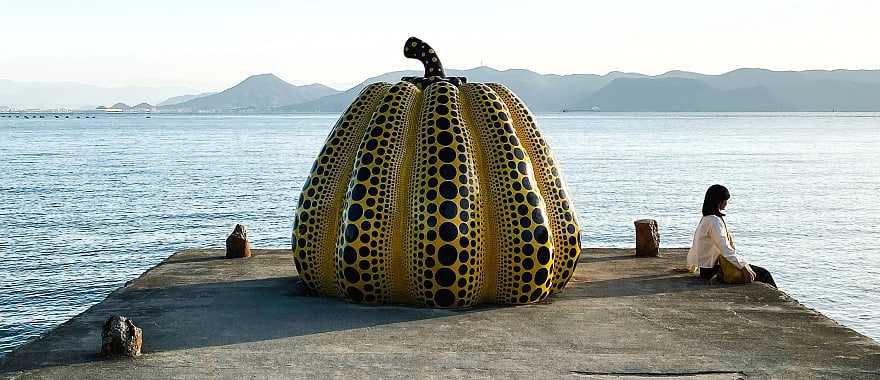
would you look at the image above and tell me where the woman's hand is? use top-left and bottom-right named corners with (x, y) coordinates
top-left (743, 264), bottom-right (757, 282)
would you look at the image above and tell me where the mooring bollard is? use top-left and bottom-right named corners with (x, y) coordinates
top-left (634, 219), bottom-right (660, 257)
top-left (226, 224), bottom-right (253, 258)
top-left (100, 316), bottom-right (142, 357)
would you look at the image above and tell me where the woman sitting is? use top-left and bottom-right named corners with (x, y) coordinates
top-left (687, 184), bottom-right (776, 287)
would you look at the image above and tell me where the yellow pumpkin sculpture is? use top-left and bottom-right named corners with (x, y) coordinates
top-left (292, 37), bottom-right (582, 307)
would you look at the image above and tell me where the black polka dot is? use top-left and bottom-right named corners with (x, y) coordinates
top-left (357, 167), bottom-right (370, 181)
top-left (439, 222), bottom-right (458, 242)
top-left (438, 147), bottom-right (456, 163)
top-left (534, 226), bottom-right (549, 244)
top-left (434, 289), bottom-right (454, 307)
top-left (343, 247), bottom-right (356, 264)
top-left (347, 204), bottom-right (363, 221)
top-left (351, 184), bottom-right (366, 201)
top-left (438, 244), bottom-right (457, 266)
top-left (440, 201), bottom-right (457, 219)
top-left (437, 131), bottom-right (453, 145)
top-left (435, 268), bottom-right (455, 287)
top-left (535, 268), bottom-right (549, 285)
top-left (439, 181), bottom-right (457, 199)
top-left (537, 246), bottom-right (551, 265)
top-left (439, 164), bottom-right (456, 180)
top-left (526, 192), bottom-right (539, 206)
top-left (530, 288), bottom-right (542, 301)
top-left (344, 225), bottom-right (358, 243)
top-left (532, 209), bottom-right (544, 224)
top-left (344, 267), bottom-right (359, 283)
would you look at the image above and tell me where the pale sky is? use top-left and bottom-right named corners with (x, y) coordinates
top-left (2, 0), bottom-right (878, 91)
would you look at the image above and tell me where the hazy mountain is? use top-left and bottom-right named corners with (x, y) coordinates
top-left (157, 92), bottom-right (216, 106)
top-left (280, 67), bottom-right (879, 112)
top-left (132, 103), bottom-right (154, 111)
top-left (583, 78), bottom-right (785, 111)
top-left (161, 74), bottom-right (338, 112)
top-left (651, 68), bottom-right (880, 111)
top-left (0, 79), bottom-right (199, 109)
top-left (278, 67), bottom-right (646, 112)
top-left (16, 67), bottom-right (874, 112)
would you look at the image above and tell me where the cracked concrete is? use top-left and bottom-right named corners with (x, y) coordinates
top-left (1, 248), bottom-right (878, 379)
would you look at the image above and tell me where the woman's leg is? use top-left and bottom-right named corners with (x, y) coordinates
top-left (749, 264), bottom-right (777, 288)
top-left (699, 265), bottom-right (719, 280)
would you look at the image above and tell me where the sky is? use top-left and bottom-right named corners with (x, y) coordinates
top-left (2, 0), bottom-right (878, 91)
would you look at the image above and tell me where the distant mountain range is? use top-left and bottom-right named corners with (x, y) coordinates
top-left (95, 102), bottom-right (155, 111)
top-left (277, 67), bottom-right (880, 112)
top-left (157, 92), bottom-right (217, 107)
top-left (159, 74), bottom-right (337, 112)
top-left (5, 68), bottom-right (879, 112)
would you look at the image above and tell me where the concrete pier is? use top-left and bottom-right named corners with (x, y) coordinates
top-left (1, 248), bottom-right (878, 379)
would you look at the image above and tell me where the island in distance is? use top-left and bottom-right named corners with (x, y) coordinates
top-left (157, 67), bottom-right (880, 113)
top-left (5, 68), bottom-right (880, 113)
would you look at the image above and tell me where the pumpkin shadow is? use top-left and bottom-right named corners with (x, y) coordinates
top-left (0, 276), bottom-right (495, 375)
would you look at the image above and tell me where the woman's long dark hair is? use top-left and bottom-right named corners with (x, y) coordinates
top-left (702, 184), bottom-right (730, 217)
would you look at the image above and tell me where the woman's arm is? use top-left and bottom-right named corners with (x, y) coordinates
top-left (708, 216), bottom-right (749, 269)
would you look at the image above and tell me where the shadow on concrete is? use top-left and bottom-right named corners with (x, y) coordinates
top-left (0, 276), bottom-right (489, 375)
top-left (565, 273), bottom-right (717, 299)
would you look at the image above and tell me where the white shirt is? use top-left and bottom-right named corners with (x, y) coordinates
top-left (687, 215), bottom-right (748, 270)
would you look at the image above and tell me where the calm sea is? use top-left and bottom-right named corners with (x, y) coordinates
top-left (1, 112), bottom-right (878, 356)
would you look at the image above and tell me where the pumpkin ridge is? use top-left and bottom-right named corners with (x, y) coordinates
top-left (461, 83), bottom-right (555, 304)
top-left (407, 82), bottom-right (484, 307)
top-left (458, 88), bottom-right (498, 303)
top-left (390, 84), bottom-right (423, 304)
top-left (292, 82), bottom-right (391, 296)
top-left (487, 83), bottom-right (583, 293)
top-left (406, 82), bottom-right (486, 307)
top-left (335, 82), bottom-right (420, 304)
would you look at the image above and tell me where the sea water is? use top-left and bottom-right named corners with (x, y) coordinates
top-left (1, 112), bottom-right (878, 356)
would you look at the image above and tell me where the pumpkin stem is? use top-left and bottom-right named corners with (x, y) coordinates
top-left (404, 37), bottom-right (445, 78)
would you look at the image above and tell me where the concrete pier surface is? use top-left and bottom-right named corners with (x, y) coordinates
top-left (1, 248), bottom-right (878, 379)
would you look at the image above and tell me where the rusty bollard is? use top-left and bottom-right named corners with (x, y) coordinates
top-left (634, 219), bottom-right (660, 257)
top-left (226, 224), bottom-right (253, 258)
top-left (100, 316), bottom-right (142, 357)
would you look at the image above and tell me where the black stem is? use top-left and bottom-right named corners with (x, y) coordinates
top-left (404, 37), bottom-right (445, 78)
